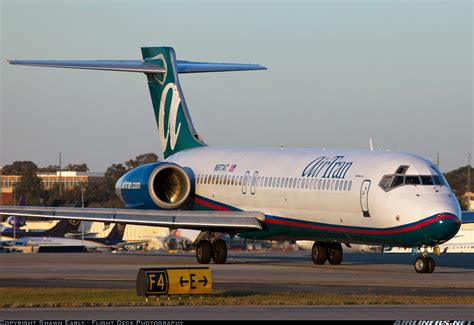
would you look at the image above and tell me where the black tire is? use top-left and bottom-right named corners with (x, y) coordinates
top-left (427, 256), bottom-right (436, 273)
top-left (327, 243), bottom-right (343, 265)
top-left (312, 242), bottom-right (327, 265)
top-left (414, 256), bottom-right (429, 273)
top-left (212, 239), bottom-right (228, 264)
top-left (196, 240), bottom-right (212, 264)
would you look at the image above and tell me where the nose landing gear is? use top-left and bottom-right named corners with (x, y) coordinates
top-left (414, 246), bottom-right (438, 273)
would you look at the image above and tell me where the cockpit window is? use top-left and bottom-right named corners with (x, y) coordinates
top-left (392, 176), bottom-right (404, 187)
top-left (420, 175), bottom-right (433, 185)
top-left (395, 165), bottom-right (409, 174)
top-left (379, 165), bottom-right (447, 191)
top-left (405, 176), bottom-right (421, 185)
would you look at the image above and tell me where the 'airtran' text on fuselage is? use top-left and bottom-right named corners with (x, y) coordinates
top-left (302, 156), bottom-right (353, 179)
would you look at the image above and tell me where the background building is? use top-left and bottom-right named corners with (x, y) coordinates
top-left (0, 171), bottom-right (104, 205)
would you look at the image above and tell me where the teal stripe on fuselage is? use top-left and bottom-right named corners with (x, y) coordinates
top-left (192, 195), bottom-right (460, 247)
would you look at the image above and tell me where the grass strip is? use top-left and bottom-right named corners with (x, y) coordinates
top-left (1, 287), bottom-right (472, 308)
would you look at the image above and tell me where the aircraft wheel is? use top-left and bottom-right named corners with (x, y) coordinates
top-left (196, 240), bottom-right (212, 264)
top-left (212, 239), bottom-right (228, 264)
top-left (414, 256), bottom-right (429, 273)
top-left (327, 243), bottom-right (343, 265)
top-left (311, 242), bottom-right (327, 265)
top-left (427, 256), bottom-right (436, 273)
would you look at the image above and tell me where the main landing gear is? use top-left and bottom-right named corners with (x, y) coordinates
top-left (195, 238), bottom-right (228, 264)
top-left (414, 246), bottom-right (439, 273)
top-left (312, 242), bottom-right (343, 265)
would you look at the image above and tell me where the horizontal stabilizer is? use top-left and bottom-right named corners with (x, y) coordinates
top-left (8, 60), bottom-right (166, 73)
top-left (0, 206), bottom-right (265, 231)
top-left (8, 60), bottom-right (266, 74)
top-left (176, 61), bottom-right (266, 73)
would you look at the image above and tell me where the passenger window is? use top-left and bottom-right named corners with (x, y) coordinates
top-left (322, 179), bottom-right (326, 190)
top-left (297, 179), bottom-right (301, 188)
top-left (343, 180), bottom-right (348, 191)
top-left (276, 178), bottom-right (281, 187)
top-left (264, 177), bottom-right (269, 187)
top-left (272, 178), bottom-right (277, 187)
top-left (318, 179), bottom-right (322, 190)
top-left (348, 180), bottom-right (352, 191)
top-left (335, 180), bottom-right (339, 190)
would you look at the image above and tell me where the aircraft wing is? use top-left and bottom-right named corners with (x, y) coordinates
top-left (461, 211), bottom-right (474, 224)
top-left (0, 206), bottom-right (264, 232)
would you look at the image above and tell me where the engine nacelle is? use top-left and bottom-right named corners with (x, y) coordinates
top-left (115, 162), bottom-right (194, 209)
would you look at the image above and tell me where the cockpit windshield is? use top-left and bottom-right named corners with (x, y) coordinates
top-left (379, 165), bottom-right (448, 191)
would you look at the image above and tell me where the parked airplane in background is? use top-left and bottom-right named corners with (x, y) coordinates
top-left (1, 200), bottom-right (81, 240)
top-left (1, 46), bottom-right (469, 273)
top-left (1, 223), bottom-right (129, 252)
top-left (295, 241), bottom-right (382, 253)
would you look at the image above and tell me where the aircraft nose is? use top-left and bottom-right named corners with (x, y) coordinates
top-left (422, 200), bottom-right (461, 243)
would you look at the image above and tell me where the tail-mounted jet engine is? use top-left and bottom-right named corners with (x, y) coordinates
top-left (115, 162), bottom-right (194, 209)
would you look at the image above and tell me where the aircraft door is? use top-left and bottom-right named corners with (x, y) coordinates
top-left (242, 171), bottom-right (250, 194)
top-left (250, 171), bottom-right (258, 195)
top-left (360, 180), bottom-right (371, 217)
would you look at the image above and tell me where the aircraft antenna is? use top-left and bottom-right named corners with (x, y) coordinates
top-left (369, 138), bottom-right (374, 151)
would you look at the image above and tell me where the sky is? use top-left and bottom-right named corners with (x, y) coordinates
top-left (1, 0), bottom-right (472, 172)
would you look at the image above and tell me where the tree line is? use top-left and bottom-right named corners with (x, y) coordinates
top-left (1, 153), bottom-right (158, 208)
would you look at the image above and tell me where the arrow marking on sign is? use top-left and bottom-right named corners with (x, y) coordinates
top-left (198, 276), bottom-right (208, 286)
top-left (179, 276), bottom-right (189, 287)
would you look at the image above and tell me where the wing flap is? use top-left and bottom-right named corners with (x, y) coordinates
top-left (0, 206), bottom-right (264, 231)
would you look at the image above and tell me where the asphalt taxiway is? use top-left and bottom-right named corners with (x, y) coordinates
top-left (0, 251), bottom-right (473, 319)
top-left (1, 305), bottom-right (473, 320)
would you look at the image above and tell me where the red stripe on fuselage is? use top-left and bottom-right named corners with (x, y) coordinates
top-left (194, 197), bottom-right (230, 211)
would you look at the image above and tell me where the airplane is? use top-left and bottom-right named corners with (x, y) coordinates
top-left (1, 46), bottom-right (470, 273)
top-left (295, 240), bottom-right (382, 253)
top-left (1, 200), bottom-right (82, 240)
top-left (1, 223), bottom-right (128, 252)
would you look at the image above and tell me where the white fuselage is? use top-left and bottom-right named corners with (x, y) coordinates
top-left (167, 146), bottom-right (461, 247)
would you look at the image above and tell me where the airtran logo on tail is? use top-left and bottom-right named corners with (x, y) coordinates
top-left (159, 83), bottom-right (182, 152)
top-left (302, 156), bottom-right (353, 179)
